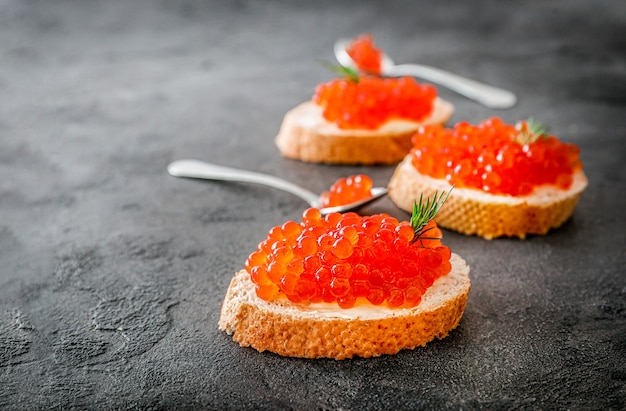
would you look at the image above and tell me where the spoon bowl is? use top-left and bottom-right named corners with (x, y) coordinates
top-left (167, 159), bottom-right (388, 215)
top-left (334, 38), bottom-right (517, 109)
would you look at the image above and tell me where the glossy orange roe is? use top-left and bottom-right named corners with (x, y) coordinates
top-left (410, 117), bottom-right (583, 196)
top-left (320, 174), bottom-right (374, 208)
top-left (245, 208), bottom-right (451, 309)
top-left (346, 33), bottom-right (383, 75)
top-left (313, 75), bottom-right (436, 130)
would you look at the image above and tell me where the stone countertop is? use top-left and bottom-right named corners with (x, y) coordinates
top-left (1, 0), bottom-right (625, 409)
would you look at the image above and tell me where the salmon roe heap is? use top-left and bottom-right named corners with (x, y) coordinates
top-left (346, 33), bottom-right (383, 75)
top-left (410, 117), bottom-right (583, 196)
top-left (320, 174), bottom-right (374, 208)
top-left (245, 208), bottom-right (452, 309)
top-left (313, 75), bottom-right (436, 130)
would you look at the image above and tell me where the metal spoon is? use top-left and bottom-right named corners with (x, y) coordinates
top-left (334, 38), bottom-right (517, 109)
top-left (167, 159), bottom-right (388, 215)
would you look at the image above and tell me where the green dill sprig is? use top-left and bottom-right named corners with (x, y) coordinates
top-left (410, 187), bottom-right (453, 245)
top-left (515, 118), bottom-right (549, 145)
top-left (319, 60), bottom-right (359, 83)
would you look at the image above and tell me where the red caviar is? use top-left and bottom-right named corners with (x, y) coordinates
top-left (245, 208), bottom-right (451, 309)
top-left (410, 117), bottom-right (583, 196)
top-left (346, 33), bottom-right (383, 75)
top-left (320, 174), bottom-right (374, 208)
top-left (313, 75), bottom-right (436, 130)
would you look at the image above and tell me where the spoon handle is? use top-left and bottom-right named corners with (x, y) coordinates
top-left (167, 159), bottom-right (321, 207)
top-left (388, 64), bottom-right (517, 109)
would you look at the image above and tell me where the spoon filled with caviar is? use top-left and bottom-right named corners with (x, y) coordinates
top-left (167, 159), bottom-right (388, 215)
top-left (334, 37), bottom-right (517, 109)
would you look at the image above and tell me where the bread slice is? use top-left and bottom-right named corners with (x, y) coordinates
top-left (274, 99), bottom-right (454, 165)
top-left (219, 253), bottom-right (470, 360)
top-left (388, 156), bottom-right (588, 240)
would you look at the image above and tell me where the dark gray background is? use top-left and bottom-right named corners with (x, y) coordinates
top-left (1, 0), bottom-right (625, 409)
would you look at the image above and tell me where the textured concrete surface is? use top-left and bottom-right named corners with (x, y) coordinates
top-left (0, 0), bottom-right (625, 409)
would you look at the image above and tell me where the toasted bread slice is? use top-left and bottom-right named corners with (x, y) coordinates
top-left (274, 99), bottom-right (454, 165)
top-left (219, 253), bottom-right (470, 360)
top-left (388, 156), bottom-right (588, 240)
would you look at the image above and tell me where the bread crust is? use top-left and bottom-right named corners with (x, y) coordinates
top-left (275, 99), bottom-right (454, 165)
top-left (219, 253), bottom-right (470, 360)
top-left (388, 156), bottom-right (588, 239)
